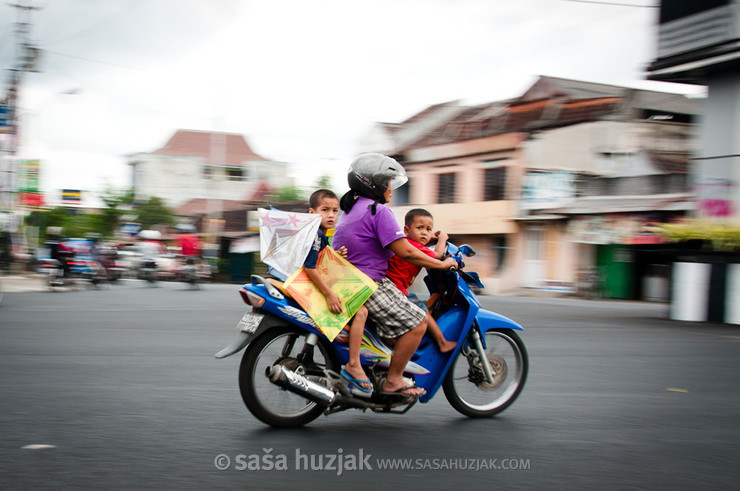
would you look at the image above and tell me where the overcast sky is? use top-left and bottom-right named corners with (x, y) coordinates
top-left (0, 0), bottom-right (705, 206)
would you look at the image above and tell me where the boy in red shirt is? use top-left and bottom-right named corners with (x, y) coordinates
top-left (386, 209), bottom-right (456, 353)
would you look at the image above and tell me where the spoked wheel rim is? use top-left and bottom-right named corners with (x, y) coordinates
top-left (240, 328), bottom-right (333, 423)
top-left (447, 330), bottom-right (526, 413)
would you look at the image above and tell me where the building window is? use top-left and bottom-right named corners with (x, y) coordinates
top-left (227, 167), bottom-right (244, 181)
top-left (659, 0), bottom-right (728, 24)
top-left (484, 167), bottom-right (507, 201)
top-left (492, 235), bottom-right (507, 272)
top-left (642, 109), bottom-right (692, 124)
top-left (438, 173), bottom-right (456, 203)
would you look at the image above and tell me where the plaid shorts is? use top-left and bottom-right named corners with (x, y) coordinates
top-left (364, 278), bottom-right (426, 338)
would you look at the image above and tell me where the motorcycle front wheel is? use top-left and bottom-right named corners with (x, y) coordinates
top-left (239, 326), bottom-right (337, 427)
top-left (442, 328), bottom-right (528, 418)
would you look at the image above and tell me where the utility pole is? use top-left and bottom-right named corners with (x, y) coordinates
top-left (1, 1), bottom-right (41, 231)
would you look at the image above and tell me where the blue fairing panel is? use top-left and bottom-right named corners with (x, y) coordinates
top-left (476, 308), bottom-right (524, 331)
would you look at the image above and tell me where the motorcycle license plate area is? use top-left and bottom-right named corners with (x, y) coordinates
top-left (237, 312), bottom-right (264, 334)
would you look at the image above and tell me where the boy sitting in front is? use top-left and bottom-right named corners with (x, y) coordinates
top-left (386, 208), bottom-right (456, 353)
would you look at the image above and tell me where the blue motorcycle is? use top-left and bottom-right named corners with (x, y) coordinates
top-left (216, 242), bottom-right (528, 427)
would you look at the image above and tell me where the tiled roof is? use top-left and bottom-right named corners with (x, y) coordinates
top-left (380, 122), bottom-right (402, 134)
top-left (409, 103), bottom-right (496, 148)
top-left (519, 76), bottom-right (625, 102)
top-left (406, 97), bottom-right (621, 149)
top-left (500, 99), bottom-right (551, 132)
top-left (248, 181), bottom-right (273, 202)
top-left (153, 129), bottom-right (268, 166)
top-left (399, 100), bottom-right (460, 126)
top-left (381, 100), bottom-right (468, 152)
top-left (378, 76), bottom-right (700, 155)
top-left (556, 97), bottom-right (622, 124)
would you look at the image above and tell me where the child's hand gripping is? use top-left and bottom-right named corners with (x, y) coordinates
top-left (434, 230), bottom-right (449, 244)
top-left (325, 291), bottom-right (342, 314)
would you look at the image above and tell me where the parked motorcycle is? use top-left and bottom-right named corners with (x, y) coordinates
top-left (216, 242), bottom-right (528, 428)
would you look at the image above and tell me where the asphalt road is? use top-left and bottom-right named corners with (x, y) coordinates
top-left (1, 280), bottom-right (739, 490)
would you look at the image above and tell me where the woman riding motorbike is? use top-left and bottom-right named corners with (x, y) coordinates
top-left (332, 153), bottom-right (457, 397)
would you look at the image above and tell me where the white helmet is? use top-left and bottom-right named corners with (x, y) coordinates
top-left (347, 153), bottom-right (408, 203)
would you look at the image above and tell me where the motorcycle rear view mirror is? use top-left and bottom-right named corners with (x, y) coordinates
top-left (459, 244), bottom-right (476, 257)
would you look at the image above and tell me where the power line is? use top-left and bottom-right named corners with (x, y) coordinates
top-left (560, 0), bottom-right (658, 7)
top-left (44, 49), bottom-right (146, 71)
top-left (42, 0), bottom-right (146, 46)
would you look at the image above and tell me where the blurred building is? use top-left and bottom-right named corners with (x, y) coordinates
top-left (647, 0), bottom-right (740, 220)
top-left (128, 129), bottom-right (292, 209)
top-left (646, 1), bottom-right (740, 324)
top-left (362, 76), bottom-right (702, 299)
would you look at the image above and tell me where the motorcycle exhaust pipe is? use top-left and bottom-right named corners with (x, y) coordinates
top-left (267, 365), bottom-right (336, 406)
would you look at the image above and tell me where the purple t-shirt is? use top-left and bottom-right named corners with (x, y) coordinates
top-left (333, 197), bottom-right (406, 281)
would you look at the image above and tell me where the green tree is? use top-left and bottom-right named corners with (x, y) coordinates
top-left (136, 196), bottom-right (175, 230)
top-left (274, 185), bottom-right (304, 202)
top-left (26, 189), bottom-right (138, 242)
top-left (316, 175), bottom-right (332, 189)
top-left (99, 188), bottom-right (135, 237)
top-left (26, 207), bottom-right (95, 241)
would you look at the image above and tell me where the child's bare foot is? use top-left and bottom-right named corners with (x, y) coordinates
top-left (438, 339), bottom-right (457, 353)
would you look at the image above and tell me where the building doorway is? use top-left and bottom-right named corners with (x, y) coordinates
top-left (523, 229), bottom-right (545, 288)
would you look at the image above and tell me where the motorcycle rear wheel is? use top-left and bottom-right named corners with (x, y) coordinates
top-left (442, 328), bottom-right (528, 418)
top-left (239, 326), bottom-right (337, 427)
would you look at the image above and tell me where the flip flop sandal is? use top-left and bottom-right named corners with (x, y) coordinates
top-left (340, 368), bottom-right (373, 397)
top-left (380, 384), bottom-right (426, 398)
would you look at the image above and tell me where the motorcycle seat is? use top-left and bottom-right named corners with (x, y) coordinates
top-left (267, 278), bottom-right (290, 297)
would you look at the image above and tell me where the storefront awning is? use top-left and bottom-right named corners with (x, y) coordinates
top-left (568, 216), bottom-right (672, 245)
top-left (512, 214), bottom-right (566, 221)
top-left (548, 194), bottom-right (694, 215)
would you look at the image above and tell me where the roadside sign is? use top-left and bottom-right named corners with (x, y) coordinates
top-left (0, 105), bottom-right (8, 128)
top-left (119, 222), bottom-right (142, 237)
